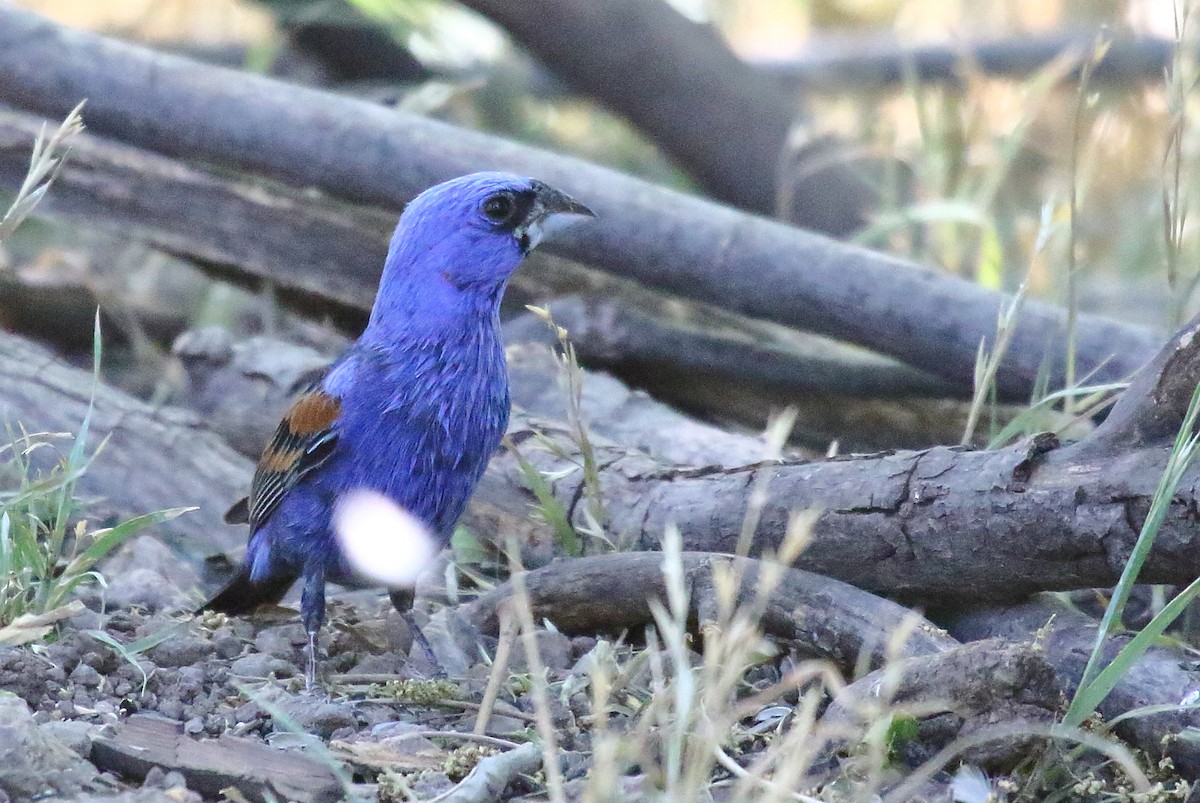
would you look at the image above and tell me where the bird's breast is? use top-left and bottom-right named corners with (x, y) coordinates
top-left (335, 335), bottom-right (510, 534)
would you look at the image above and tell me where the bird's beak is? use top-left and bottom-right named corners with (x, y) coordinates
top-left (519, 182), bottom-right (595, 252)
top-left (535, 183), bottom-right (595, 219)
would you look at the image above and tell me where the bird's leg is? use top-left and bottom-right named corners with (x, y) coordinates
top-left (301, 567), bottom-right (327, 693)
top-left (305, 629), bottom-right (320, 692)
top-left (389, 588), bottom-right (445, 678)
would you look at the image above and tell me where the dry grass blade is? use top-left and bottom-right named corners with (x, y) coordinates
top-left (881, 721), bottom-right (1150, 803)
top-left (0, 100), bottom-right (85, 242)
top-left (711, 745), bottom-right (826, 803)
top-left (0, 600), bottom-right (83, 646)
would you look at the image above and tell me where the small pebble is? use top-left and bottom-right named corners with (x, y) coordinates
top-left (213, 635), bottom-right (243, 660)
top-left (157, 700), bottom-right (185, 720)
top-left (68, 664), bottom-right (102, 688)
top-left (230, 653), bottom-right (295, 679)
top-left (233, 701), bottom-right (263, 724)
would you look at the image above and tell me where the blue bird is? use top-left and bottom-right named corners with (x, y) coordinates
top-left (200, 172), bottom-right (594, 687)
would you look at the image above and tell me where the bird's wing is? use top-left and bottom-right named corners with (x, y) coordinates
top-left (224, 374), bottom-right (344, 530)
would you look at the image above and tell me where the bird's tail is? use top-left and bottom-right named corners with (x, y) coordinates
top-left (197, 562), bottom-right (297, 616)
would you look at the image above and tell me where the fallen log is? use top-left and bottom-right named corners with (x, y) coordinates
top-left (457, 552), bottom-right (958, 671)
top-left (4, 308), bottom-right (1199, 603)
top-left (452, 555), bottom-right (1200, 778)
top-left (504, 300), bottom-right (988, 450)
top-left (0, 6), bottom-right (1163, 400)
top-left (946, 596), bottom-right (1200, 780)
top-left (168, 311), bottom-right (1200, 602)
top-left (503, 295), bottom-right (960, 400)
top-left (0, 105), bottom-right (395, 316)
top-left (472, 314), bottom-right (1200, 602)
top-left (0, 105), bottom-right (963, 430)
top-left (821, 640), bottom-right (1060, 773)
top-left (0, 329), bottom-right (251, 557)
top-left (8, 326), bottom-right (1200, 776)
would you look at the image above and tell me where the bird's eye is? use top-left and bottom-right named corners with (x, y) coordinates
top-left (482, 192), bottom-right (516, 223)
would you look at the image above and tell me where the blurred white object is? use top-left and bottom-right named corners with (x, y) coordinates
top-left (952, 765), bottom-right (1002, 803)
top-left (333, 489), bottom-right (438, 588)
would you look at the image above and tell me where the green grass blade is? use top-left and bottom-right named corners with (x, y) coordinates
top-left (64, 310), bottom-right (103, 473)
top-left (88, 620), bottom-right (189, 659)
top-left (47, 311), bottom-right (103, 567)
top-left (986, 381), bottom-right (1127, 449)
top-left (62, 507), bottom-right (196, 579)
top-left (1065, 380), bottom-right (1200, 726)
top-left (85, 629), bottom-right (154, 695)
top-left (1070, 575), bottom-right (1200, 724)
top-left (514, 450), bottom-right (580, 557)
top-left (0, 511), bottom-right (11, 586)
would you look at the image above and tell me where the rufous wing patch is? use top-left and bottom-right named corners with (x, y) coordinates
top-left (285, 391), bottom-right (342, 435)
top-left (245, 387), bottom-right (342, 530)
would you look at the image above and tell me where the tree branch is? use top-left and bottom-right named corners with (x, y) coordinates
top-left (457, 0), bottom-right (874, 232)
top-left (170, 317), bottom-right (1200, 604)
top-left (0, 7), bottom-right (1162, 400)
top-left (759, 32), bottom-right (1175, 89)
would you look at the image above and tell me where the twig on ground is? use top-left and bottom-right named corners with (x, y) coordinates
top-left (428, 741), bottom-right (542, 803)
top-left (711, 745), bottom-right (827, 803)
top-left (406, 732), bottom-right (522, 751)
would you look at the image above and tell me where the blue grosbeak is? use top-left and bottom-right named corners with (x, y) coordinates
top-left (200, 172), bottom-right (593, 687)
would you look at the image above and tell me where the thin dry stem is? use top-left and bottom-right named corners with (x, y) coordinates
top-left (473, 604), bottom-right (518, 735)
top-left (505, 542), bottom-right (567, 803)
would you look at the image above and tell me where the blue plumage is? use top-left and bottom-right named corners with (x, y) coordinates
top-left (202, 173), bottom-right (593, 684)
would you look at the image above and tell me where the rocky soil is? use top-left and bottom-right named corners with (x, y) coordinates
top-left (0, 535), bottom-right (647, 802)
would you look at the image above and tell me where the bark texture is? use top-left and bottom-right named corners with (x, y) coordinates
top-left (90, 714), bottom-right (342, 802)
top-left (0, 107), bottom-right (394, 315)
top-left (823, 640), bottom-right (1060, 772)
top-left (948, 597), bottom-right (1200, 778)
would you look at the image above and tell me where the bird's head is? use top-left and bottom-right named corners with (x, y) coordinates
top-left (375, 173), bottom-right (593, 324)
